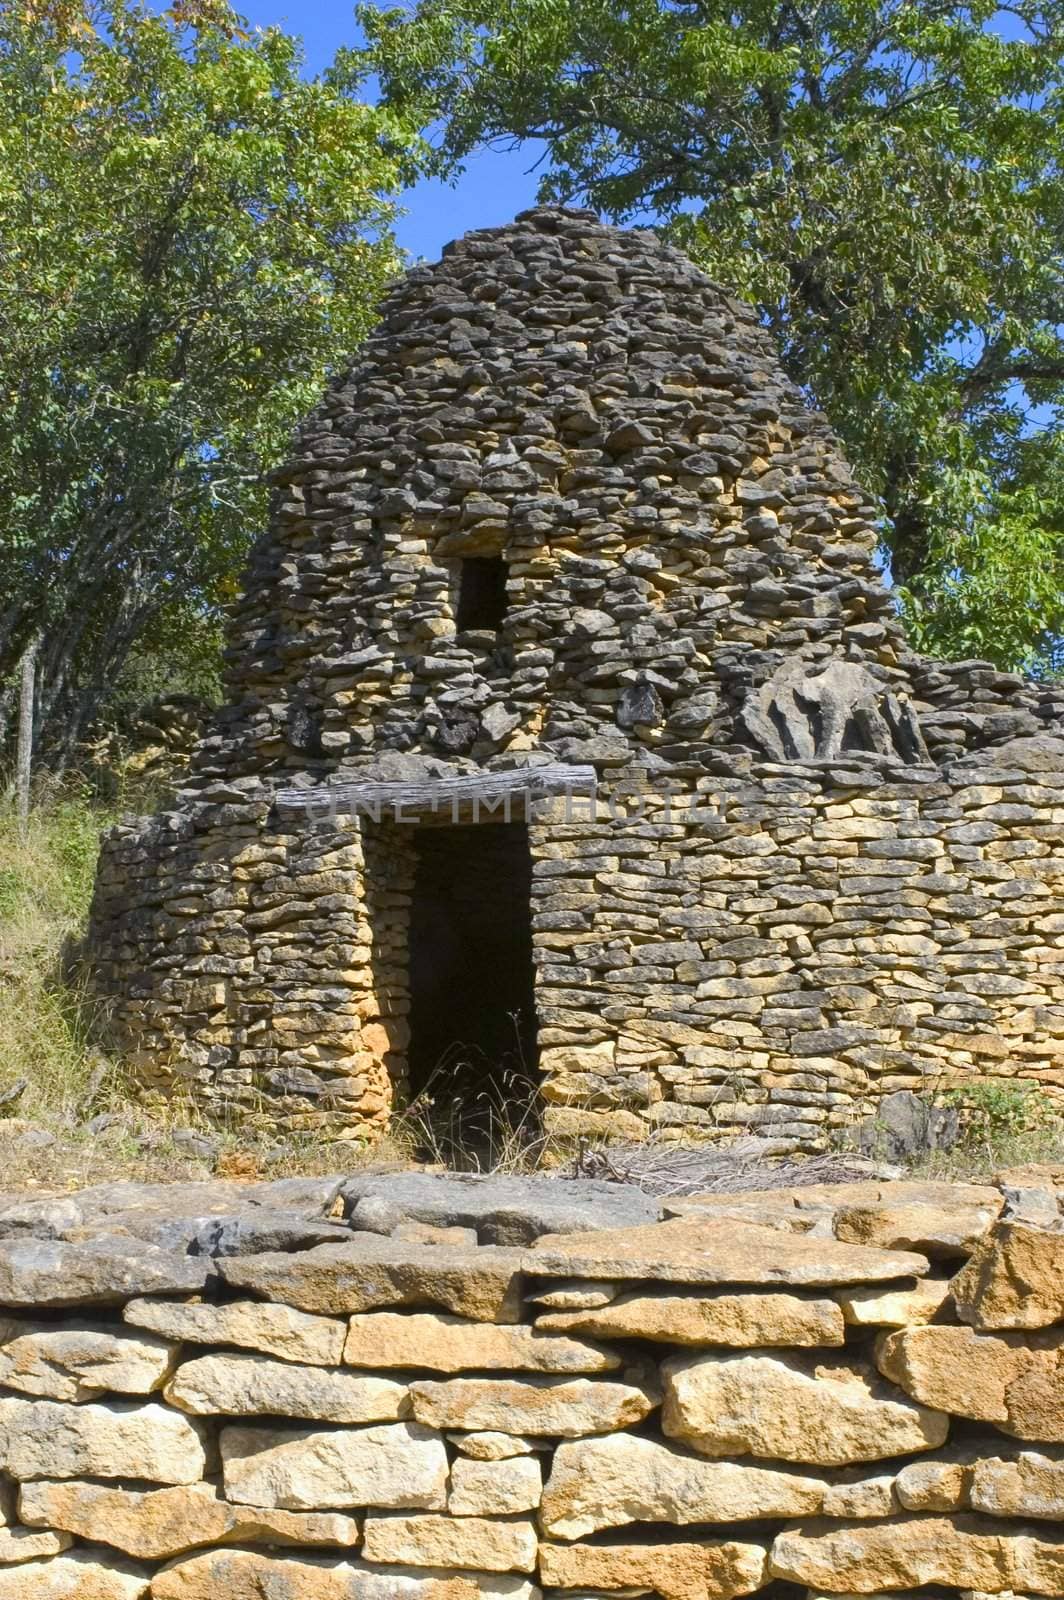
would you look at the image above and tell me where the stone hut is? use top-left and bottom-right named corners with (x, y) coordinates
top-left (88, 207), bottom-right (1064, 1150)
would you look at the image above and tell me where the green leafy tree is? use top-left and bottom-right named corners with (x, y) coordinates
top-left (0, 0), bottom-right (424, 772)
top-left (361, 0), bottom-right (1064, 670)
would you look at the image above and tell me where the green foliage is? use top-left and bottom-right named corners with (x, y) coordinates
top-left (0, 0), bottom-right (426, 769)
top-left (941, 1080), bottom-right (1056, 1152)
top-left (362, 0), bottom-right (1064, 670)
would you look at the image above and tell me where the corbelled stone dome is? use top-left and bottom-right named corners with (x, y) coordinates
top-left (197, 206), bottom-right (941, 785)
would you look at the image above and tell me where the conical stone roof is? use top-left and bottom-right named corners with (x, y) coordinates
top-left (190, 205), bottom-right (1058, 789)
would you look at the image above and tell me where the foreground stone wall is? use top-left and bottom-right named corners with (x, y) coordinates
top-left (0, 1171), bottom-right (1062, 1597)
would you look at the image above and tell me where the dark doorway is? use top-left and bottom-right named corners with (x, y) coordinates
top-left (407, 822), bottom-right (538, 1116)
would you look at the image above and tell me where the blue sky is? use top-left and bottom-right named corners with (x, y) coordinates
top-left (232, 0), bottom-right (544, 261)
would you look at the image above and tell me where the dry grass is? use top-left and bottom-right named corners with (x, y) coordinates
top-left (0, 796), bottom-right (116, 1123)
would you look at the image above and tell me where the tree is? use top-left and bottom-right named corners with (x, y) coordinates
top-left (361, 0), bottom-right (1064, 670)
top-left (0, 0), bottom-right (425, 773)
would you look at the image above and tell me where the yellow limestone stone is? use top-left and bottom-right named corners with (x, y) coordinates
top-left (540, 1433), bottom-right (826, 1540)
top-left (661, 1351), bottom-right (948, 1465)
top-left (535, 1290), bottom-right (845, 1347)
top-left (769, 1513), bottom-right (1064, 1594)
top-left (361, 1514), bottom-right (538, 1573)
top-left (17, 1479), bottom-right (361, 1561)
top-left (342, 1311), bottom-right (619, 1372)
top-left (150, 1549), bottom-right (541, 1598)
top-left (952, 1224), bottom-right (1064, 1330)
top-left (408, 1374), bottom-right (657, 1437)
top-left (538, 1538), bottom-right (769, 1600)
top-left (877, 1325), bottom-right (1064, 1442)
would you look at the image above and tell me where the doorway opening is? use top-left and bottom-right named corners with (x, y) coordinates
top-left (406, 821), bottom-right (539, 1151)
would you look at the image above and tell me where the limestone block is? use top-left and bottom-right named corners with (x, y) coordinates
top-left (18, 1479), bottom-right (361, 1560)
top-left (540, 1433), bottom-right (825, 1540)
top-left (662, 1351), bottom-right (948, 1465)
top-left (0, 1527), bottom-right (72, 1563)
top-left (220, 1241), bottom-right (525, 1323)
top-left (971, 1451), bottom-right (1064, 1519)
top-left (0, 1551), bottom-right (149, 1597)
top-left (895, 1457), bottom-right (971, 1511)
top-left (0, 1397), bottom-right (207, 1483)
top-left (529, 1219), bottom-right (929, 1288)
top-left (836, 1278), bottom-right (952, 1329)
top-left (408, 1374), bottom-right (657, 1436)
top-left (165, 1352), bottom-right (406, 1423)
top-left (451, 1433), bottom-right (536, 1460)
top-left (877, 1326), bottom-right (1064, 1441)
top-left (530, 1280), bottom-right (617, 1311)
top-left (0, 1239), bottom-right (206, 1307)
top-left (833, 1191), bottom-right (1001, 1258)
top-left (123, 1297), bottom-right (346, 1365)
top-left (769, 1513), bottom-right (1064, 1594)
top-left (361, 1515), bottom-right (537, 1572)
top-left (0, 1321), bottom-right (176, 1401)
top-left (538, 1537), bottom-right (769, 1600)
top-left (342, 1311), bottom-right (619, 1372)
top-left (151, 1549), bottom-right (541, 1598)
top-left (952, 1224), bottom-right (1064, 1330)
top-left (221, 1420), bottom-right (449, 1511)
top-left (820, 1472), bottom-right (897, 1519)
top-left (447, 1456), bottom-right (542, 1515)
top-left (536, 1289), bottom-right (845, 1347)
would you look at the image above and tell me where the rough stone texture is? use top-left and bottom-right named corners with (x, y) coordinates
top-left (877, 1325), bottom-right (1064, 1441)
top-left (447, 1457), bottom-right (542, 1516)
top-left (0, 1240), bottom-right (206, 1307)
top-left (0, 1398), bottom-right (207, 1484)
top-left (150, 1550), bottom-right (541, 1598)
top-left (123, 1297), bottom-right (347, 1365)
top-left (952, 1224), bottom-right (1064, 1330)
top-left (342, 1311), bottom-right (619, 1371)
top-left (0, 1552), bottom-right (149, 1597)
top-left (0, 1320), bottom-right (176, 1401)
top-left (0, 1528), bottom-right (73, 1562)
top-left (540, 1433), bottom-right (826, 1539)
top-left (164, 1352), bottom-right (408, 1422)
top-left (17, 1480), bottom-right (362, 1560)
top-left (220, 1241), bottom-right (524, 1323)
top-left (342, 1174), bottom-right (661, 1243)
top-left (220, 1420), bottom-right (449, 1511)
top-left (661, 1350), bottom-right (949, 1465)
top-left (836, 1277), bottom-right (953, 1328)
top-left (0, 1174), bottom-right (1056, 1599)
top-left (833, 1192), bottom-right (1002, 1258)
top-left (970, 1452), bottom-right (1064, 1520)
top-left (451, 1433), bottom-right (537, 1460)
top-left (536, 1289), bottom-right (845, 1347)
top-left (83, 206), bottom-right (1064, 1147)
top-left (361, 1516), bottom-right (538, 1573)
top-left (529, 1219), bottom-right (930, 1288)
top-left (537, 1538), bottom-right (769, 1600)
top-left (408, 1374), bottom-right (657, 1436)
top-left (769, 1514), bottom-right (1064, 1594)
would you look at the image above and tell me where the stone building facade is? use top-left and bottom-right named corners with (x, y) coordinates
top-left (88, 207), bottom-right (1064, 1149)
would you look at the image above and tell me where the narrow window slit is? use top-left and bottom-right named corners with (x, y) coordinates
top-left (456, 556), bottom-right (508, 633)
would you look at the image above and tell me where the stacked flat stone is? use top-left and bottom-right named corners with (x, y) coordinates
top-left (86, 206), bottom-right (1064, 1141)
top-left (0, 1173), bottom-right (1061, 1596)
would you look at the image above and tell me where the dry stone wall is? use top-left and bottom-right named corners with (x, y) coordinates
top-left (86, 206), bottom-right (1064, 1139)
top-left (0, 1171), bottom-right (1061, 1599)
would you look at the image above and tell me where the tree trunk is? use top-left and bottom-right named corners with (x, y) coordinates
top-left (15, 633), bottom-right (40, 832)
